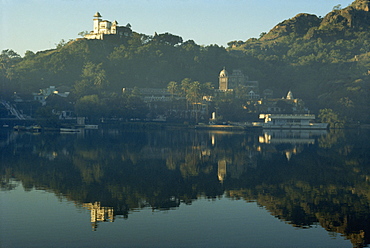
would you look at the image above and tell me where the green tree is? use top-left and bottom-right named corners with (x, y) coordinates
top-left (167, 81), bottom-right (179, 114)
top-left (24, 50), bottom-right (35, 59)
top-left (0, 49), bottom-right (22, 97)
top-left (78, 31), bottom-right (89, 37)
top-left (167, 81), bottom-right (178, 100)
top-left (332, 4), bottom-right (342, 11)
top-left (318, 108), bottom-right (345, 128)
top-left (0, 49), bottom-right (21, 79)
top-left (187, 81), bottom-right (202, 122)
top-left (56, 39), bottom-right (68, 49)
top-left (153, 32), bottom-right (183, 46)
top-left (200, 82), bottom-right (214, 96)
top-left (75, 94), bottom-right (106, 122)
top-left (35, 106), bottom-right (60, 127)
top-left (126, 95), bottom-right (148, 120)
top-left (180, 78), bottom-right (192, 116)
top-left (73, 62), bottom-right (109, 98)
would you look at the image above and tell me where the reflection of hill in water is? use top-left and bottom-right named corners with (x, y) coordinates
top-left (1, 129), bottom-right (370, 246)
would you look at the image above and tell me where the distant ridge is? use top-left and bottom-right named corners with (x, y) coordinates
top-left (260, 0), bottom-right (370, 41)
top-left (260, 13), bottom-right (321, 41)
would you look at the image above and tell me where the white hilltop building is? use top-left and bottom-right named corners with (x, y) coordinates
top-left (84, 12), bottom-right (132, 40)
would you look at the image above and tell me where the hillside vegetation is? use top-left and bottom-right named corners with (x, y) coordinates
top-left (1, 0), bottom-right (369, 123)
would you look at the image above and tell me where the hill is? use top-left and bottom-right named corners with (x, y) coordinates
top-left (1, 0), bottom-right (369, 124)
top-left (229, 0), bottom-right (370, 122)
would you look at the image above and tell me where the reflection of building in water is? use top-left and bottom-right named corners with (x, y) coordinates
top-left (245, 150), bottom-right (258, 169)
top-left (217, 151), bottom-right (258, 182)
top-left (209, 132), bottom-right (260, 182)
top-left (83, 202), bottom-right (114, 231)
top-left (218, 159), bottom-right (227, 182)
top-left (284, 148), bottom-right (297, 161)
top-left (258, 130), bottom-right (327, 161)
top-left (258, 130), bottom-right (327, 145)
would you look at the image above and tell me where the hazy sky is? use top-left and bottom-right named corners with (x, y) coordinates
top-left (1, 0), bottom-right (354, 56)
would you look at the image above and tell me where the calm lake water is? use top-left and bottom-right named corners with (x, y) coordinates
top-left (1, 127), bottom-right (369, 248)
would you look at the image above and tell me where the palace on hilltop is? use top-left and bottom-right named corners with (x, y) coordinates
top-left (84, 12), bottom-right (132, 41)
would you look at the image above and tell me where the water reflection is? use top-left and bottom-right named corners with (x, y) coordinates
top-left (1, 128), bottom-right (370, 247)
top-left (83, 202), bottom-right (114, 231)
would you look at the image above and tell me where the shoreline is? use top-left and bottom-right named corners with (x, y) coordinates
top-left (1, 119), bottom-right (370, 131)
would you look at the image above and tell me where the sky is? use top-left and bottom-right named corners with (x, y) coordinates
top-left (1, 0), bottom-right (355, 56)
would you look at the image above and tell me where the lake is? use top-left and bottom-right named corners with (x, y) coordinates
top-left (1, 127), bottom-right (369, 247)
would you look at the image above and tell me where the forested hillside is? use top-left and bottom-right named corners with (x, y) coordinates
top-left (1, 0), bottom-right (369, 123)
top-left (229, 0), bottom-right (370, 123)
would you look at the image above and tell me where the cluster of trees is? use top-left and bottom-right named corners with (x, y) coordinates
top-left (1, 0), bottom-right (369, 124)
top-left (165, 79), bottom-right (261, 123)
top-left (76, 91), bottom-right (148, 121)
top-left (0, 32), bottom-right (234, 95)
top-left (166, 79), bottom-right (213, 122)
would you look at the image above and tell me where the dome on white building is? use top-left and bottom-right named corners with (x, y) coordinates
top-left (219, 68), bottom-right (228, 78)
top-left (286, 91), bottom-right (294, 100)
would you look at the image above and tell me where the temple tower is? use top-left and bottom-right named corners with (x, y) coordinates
top-left (219, 68), bottom-right (229, 91)
top-left (93, 12), bottom-right (102, 34)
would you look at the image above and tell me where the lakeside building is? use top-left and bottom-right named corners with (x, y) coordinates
top-left (217, 68), bottom-right (260, 100)
top-left (122, 87), bottom-right (209, 121)
top-left (9, 65), bottom-right (310, 123)
top-left (257, 90), bottom-right (308, 113)
top-left (32, 86), bottom-right (70, 105)
top-left (120, 69), bottom-right (310, 122)
top-left (122, 88), bottom-right (175, 103)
